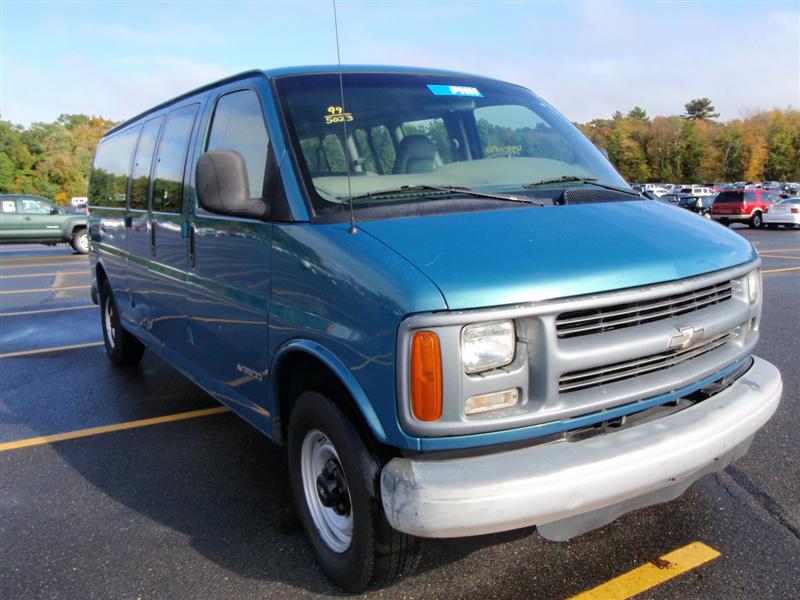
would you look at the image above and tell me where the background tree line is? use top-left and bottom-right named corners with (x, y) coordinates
top-left (0, 100), bottom-right (798, 205)
top-left (576, 100), bottom-right (800, 184)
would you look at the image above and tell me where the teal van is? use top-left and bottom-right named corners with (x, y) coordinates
top-left (88, 66), bottom-right (782, 591)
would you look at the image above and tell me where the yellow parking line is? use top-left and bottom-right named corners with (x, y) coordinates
top-left (0, 341), bottom-right (104, 359)
top-left (758, 254), bottom-right (800, 260)
top-left (0, 270), bottom-right (87, 279)
top-left (0, 304), bottom-right (96, 317)
top-left (0, 406), bottom-right (231, 452)
top-left (0, 284), bottom-right (90, 295)
top-left (763, 266), bottom-right (800, 274)
top-left (0, 255), bottom-right (86, 263)
top-left (569, 542), bottom-right (721, 600)
top-left (759, 248), bottom-right (800, 253)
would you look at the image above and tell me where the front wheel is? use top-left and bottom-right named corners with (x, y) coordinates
top-left (99, 281), bottom-right (145, 366)
top-left (749, 212), bottom-right (763, 228)
top-left (288, 391), bottom-right (421, 592)
top-left (71, 229), bottom-right (89, 254)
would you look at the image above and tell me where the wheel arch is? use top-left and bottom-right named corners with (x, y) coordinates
top-left (272, 340), bottom-right (388, 446)
top-left (64, 219), bottom-right (88, 239)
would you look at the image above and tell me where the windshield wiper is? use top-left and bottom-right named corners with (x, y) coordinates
top-left (522, 176), bottom-right (641, 197)
top-left (343, 184), bottom-right (544, 206)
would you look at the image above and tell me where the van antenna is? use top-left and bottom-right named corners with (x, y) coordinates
top-left (332, 0), bottom-right (356, 234)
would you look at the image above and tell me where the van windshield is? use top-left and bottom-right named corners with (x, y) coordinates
top-left (274, 72), bottom-right (627, 216)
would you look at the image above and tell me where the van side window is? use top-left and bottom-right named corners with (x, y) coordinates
top-left (152, 104), bottom-right (199, 213)
top-left (129, 117), bottom-right (164, 211)
top-left (206, 90), bottom-right (269, 199)
top-left (89, 127), bottom-right (140, 207)
top-left (370, 125), bottom-right (396, 173)
top-left (2, 199), bottom-right (18, 213)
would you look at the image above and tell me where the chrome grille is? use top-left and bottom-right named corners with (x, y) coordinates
top-left (555, 280), bottom-right (734, 338)
top-left (559, 328), bottom-right (738, 393)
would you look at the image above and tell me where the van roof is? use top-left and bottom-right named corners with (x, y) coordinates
top-left (104, 65), bottom-right (508, 137)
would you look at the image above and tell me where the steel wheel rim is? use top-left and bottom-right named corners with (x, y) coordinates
top-left (300, 429), bottom-right (353, 553)
top-left (104, 295), bottom-right (116, 349)
top-left (78, 233), bottom-right (89, 252)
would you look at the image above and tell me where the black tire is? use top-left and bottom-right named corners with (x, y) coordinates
top-left (288, 391), bottom-right (421, 592)
top-left (99, 280), bottom-right (145, 366)
top-left (70, 229), bottom-right (89, 254)
top-left (749, 212), bottom-right (763, 229)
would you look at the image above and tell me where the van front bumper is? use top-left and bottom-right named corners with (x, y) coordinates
top-left (380, 356), bottom-right (781, 539)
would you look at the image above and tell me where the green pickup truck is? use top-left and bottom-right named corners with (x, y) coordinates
top-left (0, 194), bottom-right (89, 253)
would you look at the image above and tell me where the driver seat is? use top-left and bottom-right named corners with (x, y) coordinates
top-left (393, 135), bottom-right (436, 174)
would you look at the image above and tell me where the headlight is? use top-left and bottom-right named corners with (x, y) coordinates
top-left (461, 320), bottom-right (515, 373)
top-left (747, 269), bottom-right (761, 305)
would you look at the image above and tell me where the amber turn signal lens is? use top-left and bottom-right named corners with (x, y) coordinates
top-left (410, 331), bottom-right (442, 421)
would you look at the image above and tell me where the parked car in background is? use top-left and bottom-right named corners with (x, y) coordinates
top-left (764, 197), bottom-right (800, 229)
top-left (0, 194), bottom-right (89, 253)
top-left (711, 188), bottom-right (779, 228)
top-left (680, 186), bottom-right (715, 197)
top-left (678, 194), bottom-right (714, 218)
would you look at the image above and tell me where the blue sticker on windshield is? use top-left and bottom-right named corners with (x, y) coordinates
top-left (427, 84), bottom-right (483, 97)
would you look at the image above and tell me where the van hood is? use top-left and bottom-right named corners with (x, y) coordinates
top-left (358, 201), bottom-right (757, 311)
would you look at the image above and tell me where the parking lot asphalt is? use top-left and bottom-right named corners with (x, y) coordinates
top-left (1, 226), bottom-right (798, 600)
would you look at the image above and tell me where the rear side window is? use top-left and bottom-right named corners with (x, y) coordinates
top-left (18, 198), bottom-right (52, 214)
top-left (206, 89), bottom-right (269, 199)
top-left (89, 127), bottom-right (140, 207)
top-left (152, 104), bottom-right (199, 213)
top-left (714, 191), bottom-right (743, 203)
top-left (129, 117), bottom-right (164, 211)
top-left (744, 192), bottom-right (756, 203)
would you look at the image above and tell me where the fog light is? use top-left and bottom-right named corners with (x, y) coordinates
top-left (465, 388), bottom-right (519, 415)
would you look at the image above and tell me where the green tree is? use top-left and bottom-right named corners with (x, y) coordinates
top-left (682, 98), bottom-right (720, 121)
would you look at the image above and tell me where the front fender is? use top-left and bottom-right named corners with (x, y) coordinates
top-left (271, 339), bottom-right (388, 443)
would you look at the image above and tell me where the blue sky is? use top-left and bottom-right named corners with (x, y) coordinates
top-left (2, 1), bottom-right (798, 125)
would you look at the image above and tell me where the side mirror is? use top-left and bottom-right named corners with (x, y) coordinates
top-left (195, 150), bottom-right (269, 220)
top-left (50, 206), bottom-right (59, 214)
top-left (595, 145), bottom-right (609, 159)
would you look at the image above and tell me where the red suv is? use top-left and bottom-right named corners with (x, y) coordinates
top-left (711, 189), bottom-right (779, 228)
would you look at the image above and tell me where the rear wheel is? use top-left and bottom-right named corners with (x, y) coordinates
top-left (70, 229), bottom-right (89, 254)
top-left (749, 212), bottom-right (763, 229)
top-left (99, 281), bottom-right (145, 366)
top-left (288, 391), bottom-right (421, 592)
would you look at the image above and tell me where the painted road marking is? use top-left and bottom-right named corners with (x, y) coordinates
top-left (0, 284), bottom-right (90, 295)
top-left (569, 541), bottom-right (721, 600)
top-left (0, 262), bottom-right (90, 270)
top-left (763, 266), bottom-right (800, 274)
top-left (758, 254), bottom-right (800, 260)
top-left (0, 254), bottom-right (86, 263)
top-left (0, 270), bottom-right (87, 280)
top-left (759, 248), bottom-right (800, 253)
top-left (0, 407), bottom-right (231, 452)
top-left (0, 304), bottom-right (96, 317)
top-left (0, 341), bottom-right (104, 359)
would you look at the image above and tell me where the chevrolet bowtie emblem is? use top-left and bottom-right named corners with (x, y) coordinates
top-left (669, 326), bottom-right (705, 349)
